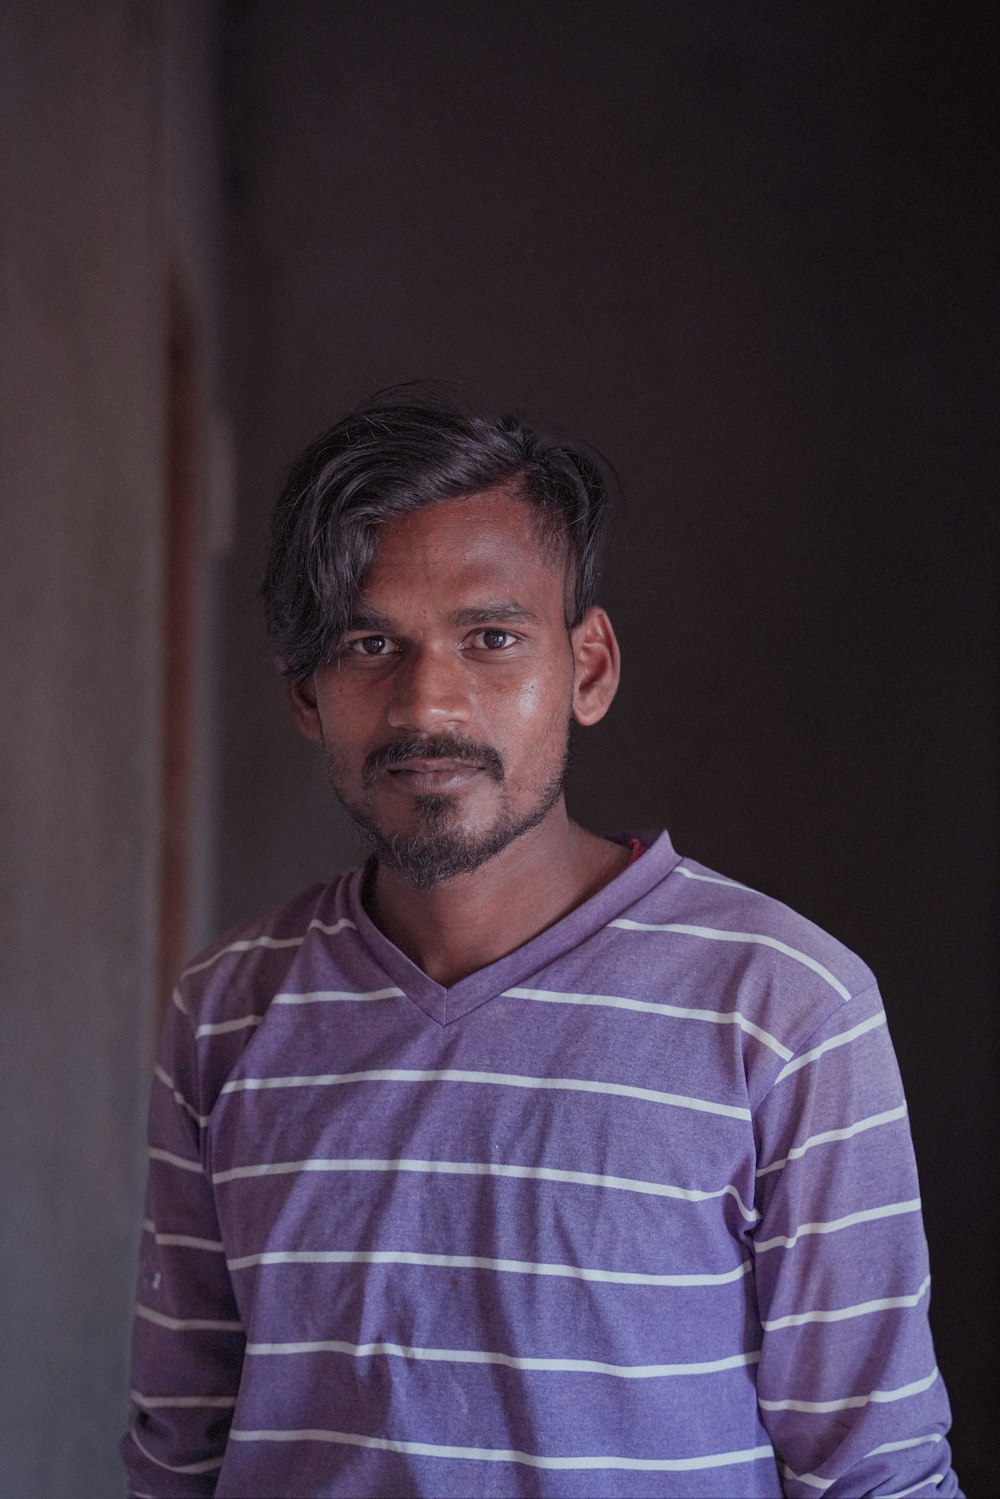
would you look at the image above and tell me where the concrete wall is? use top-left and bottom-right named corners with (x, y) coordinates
top-left (219, 4), bottom-right (995, 1488)
top-left (0, 3), bottom-right (225, 1492)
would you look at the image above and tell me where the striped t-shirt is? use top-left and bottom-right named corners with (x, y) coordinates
top-left (123, 831), bottom-right (959, 1498)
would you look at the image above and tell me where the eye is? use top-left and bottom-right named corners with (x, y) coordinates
top-left (472, 629), bottom-right (517, 651)
top-left (348, 635), bottom-right (393, 656)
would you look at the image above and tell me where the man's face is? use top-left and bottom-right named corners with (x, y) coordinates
top-left (289, 487), bottom-right (615, 888)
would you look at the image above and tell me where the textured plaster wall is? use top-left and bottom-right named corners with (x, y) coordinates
top-left (0, 3), bottom-right (225, 1493)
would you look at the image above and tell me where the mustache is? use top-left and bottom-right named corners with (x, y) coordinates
top-left (362, 734), bottom-right (505, 786)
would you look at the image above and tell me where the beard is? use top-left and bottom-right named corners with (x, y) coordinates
top-left (324, 730), bottom-right (569, 890)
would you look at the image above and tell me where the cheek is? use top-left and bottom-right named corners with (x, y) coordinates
top-left (315, 685), bottom-right (375, 753)
top-left (484, 666), bottom-right (573, 748)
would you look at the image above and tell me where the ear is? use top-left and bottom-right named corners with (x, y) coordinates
top-left (286, 674), bottom-right (324, 742)
top-left (570, 607), bottom-right (620, 727)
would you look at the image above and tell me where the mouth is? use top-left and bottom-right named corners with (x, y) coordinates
top-left (385, 758), bottom-right (485, 794)
top-left (362, 735), bottom-right (505, 791)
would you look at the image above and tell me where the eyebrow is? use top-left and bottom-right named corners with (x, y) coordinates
top-left (346, 601), bottom-right (540, 633)
top-left (346, 606), bottom-right (396, 634)
top-left (448, 602), bottom-right (539, 627)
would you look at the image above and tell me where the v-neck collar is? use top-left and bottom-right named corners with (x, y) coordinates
top-left (344, 831), bottom-right (680, 1026)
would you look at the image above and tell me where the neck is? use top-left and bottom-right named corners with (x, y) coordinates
top-left (365, 801), bottom-right (630, 986)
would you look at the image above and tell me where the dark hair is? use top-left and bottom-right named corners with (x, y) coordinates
top-left (262, 395), bottom-right (615, 680)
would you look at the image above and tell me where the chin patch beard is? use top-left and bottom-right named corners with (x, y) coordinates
top-left (341, 765), bottom-right (567, 890)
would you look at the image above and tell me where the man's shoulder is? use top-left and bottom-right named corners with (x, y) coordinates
top-left (662, 852), bottom-right (873, 984)
top-left (172, 871), bottom-right (361, 1028)
top-left (607, 839), bottom-right (879, 1052)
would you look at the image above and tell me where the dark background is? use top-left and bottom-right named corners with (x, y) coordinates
top-left (1, 2), bottom-right (994, 1493)
top-left (218, 5), bottom-right (997, 1488)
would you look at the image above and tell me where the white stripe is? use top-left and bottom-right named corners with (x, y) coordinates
top-left (759, 1366), bottom-right (938, 1414)
top-left (246, 1337), bottom-right (759, 1378)
top-left (756, 1105), bottom-right (908, 1177)
top-left (763, 1276), bottom-right (931, 1330)
top-left (131, 1389), bottom-right (237, 1409)
top-left (220, 1066), bottom-right (750, 1121)
top-left (273, 987), bottom-right (404, 1007)
top-left (135, 1303), bottom-right (242, 1332)
top-left (227, 1428), bottom-right (775, 1473)
top-left (195, 1014), bottom-right (263, 1038)
top-left (227, 1247), bottom-right (751, 1287)
top-left (880, 1480), bottom-right (944, 1499)
top-left (211, 1155), bottom-right (758, 1220)
top-left (755, 1198), bottom-right (922, 1253)
top-left (779, 1465), bottom-right (833, 1492)
top-left (182, 918), bottom-right (355, 976)
top-left (674, 865), bottom-right (751, 890)
top-left (779, 1462), bottom-right (945, 1499)
top-left (868, 1434), bottom-right (943, 1456)
top-left (144, 1216), bottom-right (224, 1252)
top-left (195, 987), bottom-right (404, 1038)
top-left (610, 920), bottom-right (853, 1001)
top-left (144, 1226), bottom-right (226, 1253)
top-left (183, 937), bottom-right (305, 975)
top-left (171, 987), bottom-right (188, 1016)
top-left (154, 1066), bottom-right (209, 1127)
top-left (783, 1460), bottom-right (944, 1499)
top-left (148, 1147), bottom-right (203, 1175)
top-left (773, 1012), bottom-right (886, 1083)
top-left (143, 1218), bottom-right (223, 1251)
top-left (128, 1417), bottom-right (225, 1475)
top-left (505, 987), bottom-right (792, 1060)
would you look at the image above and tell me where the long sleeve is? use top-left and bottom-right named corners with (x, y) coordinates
top-left (751, 982), bottom-right (960, 1497)
top-left (121, 989), bottom-right (244, 1497)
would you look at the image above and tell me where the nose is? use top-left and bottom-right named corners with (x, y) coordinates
top-left (385, 644), bottom-right (471, 733)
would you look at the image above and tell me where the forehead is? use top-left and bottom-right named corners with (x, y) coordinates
top-left (360, 488), bottom-right (567, 606)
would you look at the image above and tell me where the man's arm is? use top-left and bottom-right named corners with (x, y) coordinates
top-left (121, 992), bottom-right (244, 1497)
top-left (751, 982), bottom-right (960, 1498)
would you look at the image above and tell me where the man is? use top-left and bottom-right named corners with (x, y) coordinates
top-left (123, 398), bottom-right (960, 1497)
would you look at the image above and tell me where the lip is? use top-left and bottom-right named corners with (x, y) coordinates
top-left (385, 759), bottom-right (484, 793)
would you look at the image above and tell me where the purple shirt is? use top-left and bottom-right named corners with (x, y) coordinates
top-left (123, 832), bottom-right (959, 1497)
